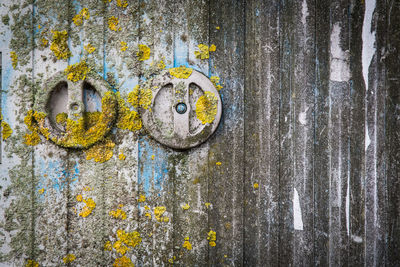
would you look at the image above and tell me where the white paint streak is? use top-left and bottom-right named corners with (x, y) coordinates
top-left (352, 235), bottom-right (363, 243)
top-left (293, 188), bottom-right (304, 230)
top-left (362, 0), bottom-right (376, 91)
top-left (301, 0), bottom-right (309, 28)
top-left (346, 172), bottom-right (350, 235)
top-left (298, 107), bottom-right (308, 125)
top-left (330, 23), bottom-right (350, 82)
top-left (365, 125), bottom-right (371, 150)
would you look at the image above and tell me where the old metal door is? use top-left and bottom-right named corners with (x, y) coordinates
top-left (0, 0), bottom-right (399, 266)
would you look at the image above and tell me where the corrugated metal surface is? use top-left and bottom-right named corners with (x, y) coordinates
top-left (0, 0), bottom-right (398, 266)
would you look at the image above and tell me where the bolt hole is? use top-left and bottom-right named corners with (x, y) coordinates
top-left (175, 103), bottom-right (187, 114)
top-left (71, 103), bottom-right (79, 111)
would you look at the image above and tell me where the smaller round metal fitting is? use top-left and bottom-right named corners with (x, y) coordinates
top-left (141, 69), bottom-right (223, 150)
top-left (175, 103), bottom-right (187, 114)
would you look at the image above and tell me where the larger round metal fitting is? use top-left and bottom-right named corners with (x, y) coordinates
top-left (34, 71), bottom-right (117, 149)
top-left (141, 69), bottom-right (222, 149)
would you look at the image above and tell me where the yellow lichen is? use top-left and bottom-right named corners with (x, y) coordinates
top-left (207, 230), bottom-right (216, 247)
top-left (1, 121), bottom-right (12, 140)
top-left (24, 132), bottom-right (41, 146)
top-left (41, 38), bottom-right (48, 47)
top-left (50, 30), bottom-right (71, 60)
top-left (127, 85), bottom-right (140, 108)
top-left (138, 194), bottom-right (146, 202)
top-left (216, 26), bottom-right (220, 30)
top-left (76, 194), bottom-right (83, 202)
top-left (183, 237), bottom-right (192, 250)
top-left (216, 161), bottom-right (222, 166)
top-left (85, 138), bottom-right (115, 163)
top-left (127, 85), bottom-right (152, 110)
top-left (116, 0), bottom-right (128, 8)
top-left (182, 203), bottom-right (190, 210)
top-left (44, 92), bottom-right (117, 148)
top-left (80, 8), bottom-right (90, 19)
top-left (10, 51), bottom-right (18, 69)
top-left (154, 206), bottom-right (168, 222)
top-left (118, 230), bottom-right (142, 248)
top-left (119, 152), bottom-right (126, 161)
top-left (144, 212), bottom-right (151, 219)
top-left (210, 76), bottom-right (223, 91)
top-left (104, 241), bottom-right (113, 251)
top-left (113, 240), bottom-right (129, 255)
top-left (23, 110), bottom-right (48, 146)
top-left (157, 60), bottom-right (165, 70)
top-left (196, 91), bottom-right (218, 124)
top-left (137, 44), bottom-right (150, 61)
top-left (120, 41), bottom-right (128, 52)
top-left (25, 260), bottom-right (39, 267)
top-left (84, 43), bottom-right (96, 54)
top-left (65, 61), bottom-right (89, 82)
top-left (108, 16), bottom-right (121, 31)
top-left (139, 89), bottom-right (152, 110)
top-left (154, 206), bottom-right (166, 217)
top-left (194, 44), bottom-right (216, 59)
top-left (62, 254), bottom-right (76, 264)
top-left (253, 183), bottom-right (259, 189)
top-left (109, 208), bottom-right (127, 220)
top-left (38, 188), bottom-right (45, 194)
top-left (73, 14), bottom-right (83, 26)
top-left (56, 112), bottom-right (68, 124)
top-left (73, 8), bottom-right (89, 26)
top-left (116, 92), bottom-right (142, 132)
top-left (113, 256), bottom-right (134, 267)
top-left (194, 44), bottom-right (210, 59)
top-left (205, 202), bottom-right (211, 208)
top-left (151, 155), bottom-right (155, 160)
top-left (79, 197), bottom-right (96, 217)
top-left (169, 66), bottom-right (193, 79)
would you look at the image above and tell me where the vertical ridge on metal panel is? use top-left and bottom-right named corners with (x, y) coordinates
top-left (208, 0), bottom-right (245, 265)
top-left (365, 0), bottom-right (387, 265)
top-left (172, 0), bottom-right (210, 265)
top-left (327, 2), bottom-right (351, 266)
top-left (314, 0), bottom-right (330, 265)
top-left (32, 1), bottom-right (70, 265)
top-left (289, 0), bottom-right (315, 265)
top-left (244, 0), bottom-right (280, 265)
top-left (349, 1), bottom-right (366, 265)
top-left (137, 0), bottom-right (174, 264)
top-left (278, 0), bottom-right (295, 265)
top-left (66, 0), bottom-right (108, 265)
top-left (386, 0), bottom-right (400, 265)
top-left (0, 1), bottom-right (35, 265)
top-left (102, 0), bottom-right (140, 265)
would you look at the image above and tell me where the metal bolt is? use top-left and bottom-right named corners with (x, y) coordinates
top-left (175, 102), bottom-right (187, 114)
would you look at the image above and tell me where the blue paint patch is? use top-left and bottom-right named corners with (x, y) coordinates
top-left (2, 64), bottom-right (13, 121)
top-left (36, 157), bottom-right (79, 194)
top-left (174, 38), bottom-right (188, 68)
top-left (138, 136), bottom-right (169, 197)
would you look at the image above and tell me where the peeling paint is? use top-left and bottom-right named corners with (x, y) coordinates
top-left (330, 23), bottom-right (350, 82)
top-left (365, 125), bottom-right (371, 151)
top-left (298, 107), bottom-right (308, 125)
top-left (362, 0), bottom-right (376, 91)
top-left (293, 188), bottom-right (303, 230)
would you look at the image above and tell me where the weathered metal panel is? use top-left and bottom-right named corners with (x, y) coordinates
top-left (0, 0), bottom-right (399, 266)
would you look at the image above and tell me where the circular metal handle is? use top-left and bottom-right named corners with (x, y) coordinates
top-left (141, 69), bottom-right (222, 149)
top-left (34, 71), bottom-right (117, 149)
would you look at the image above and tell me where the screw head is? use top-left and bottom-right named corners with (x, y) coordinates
top-left (175, 102), bottom-right (187, 114)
